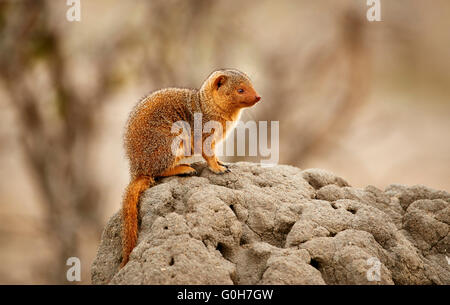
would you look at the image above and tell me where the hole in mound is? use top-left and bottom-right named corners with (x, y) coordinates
top-left (164, 226), bottom-right (168, 230)
top-left (310, 258), bottom-right (322, 270)
top-left (169, 257), bottom-right (174, 266)
top-left (280, 221), bottom-right (296, 236)
top-left (216, 242), bottom-right (233, 259)
top-left (257, 181), bottom-right (272, 188)
top-left (330, 203), bottom-right (338, 209)
top-left (230, 204), bottom-right (236, 214)
top-left (216, 242), bottom-right (225, 254)
top-left (306, 179), bottom-right (322, 190)
top-left (347, 207), bottom-right (357, 214)
top-left (329, 231), bottom-right (337, 237)
top-left (239, 237), bottom-right (247, 246)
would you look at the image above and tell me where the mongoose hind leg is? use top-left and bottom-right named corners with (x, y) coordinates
top-left (159, 164), bottom-right (197, 177)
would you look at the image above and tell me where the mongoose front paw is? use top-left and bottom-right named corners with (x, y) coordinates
top-left (209, 164), bottom-right (231, 174)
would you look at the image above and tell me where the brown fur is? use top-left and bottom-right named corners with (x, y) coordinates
top-left (119, 175), bottom-right (153, 268)
top-left (120, 69), bottom-right (260, 267)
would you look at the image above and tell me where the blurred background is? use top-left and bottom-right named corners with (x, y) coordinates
top-left (0, 0), bottom-right (449, 284)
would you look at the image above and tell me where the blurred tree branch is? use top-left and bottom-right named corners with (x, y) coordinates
top-left (0, 0), bottom-right (125, 283)
top-left (294, 10), bottom-right (370, 162)
top-left (259, 7), bottom-right (370, 165)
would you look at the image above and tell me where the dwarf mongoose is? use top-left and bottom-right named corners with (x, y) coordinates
top-left (120, 69), bottom-right (261, 267)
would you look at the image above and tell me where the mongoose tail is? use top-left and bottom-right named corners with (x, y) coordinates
top-left (120, 175), bottom-right (154, 268)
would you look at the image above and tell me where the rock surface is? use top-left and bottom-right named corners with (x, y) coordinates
top-left (91, 162), bottom-right (450, 285)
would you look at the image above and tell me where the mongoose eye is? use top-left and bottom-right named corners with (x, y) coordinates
top-left (237, 88), bottom-right (245, 93)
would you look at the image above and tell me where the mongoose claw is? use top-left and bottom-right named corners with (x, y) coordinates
top-left (217, 161), bottom-right (229, 169)
top-left (179, 169), bottom-right (197, 177)
top-left (209, 165), bottom-right (230, 175)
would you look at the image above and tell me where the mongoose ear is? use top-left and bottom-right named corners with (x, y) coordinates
top-left (213, 75), bottom-right (228, 90)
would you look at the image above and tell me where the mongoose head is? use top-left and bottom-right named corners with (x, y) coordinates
top-left (201, 69), bottom-right (261, 110)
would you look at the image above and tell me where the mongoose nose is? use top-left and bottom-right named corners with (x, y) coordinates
top-left (255, 96), bottom-right (261, 102)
